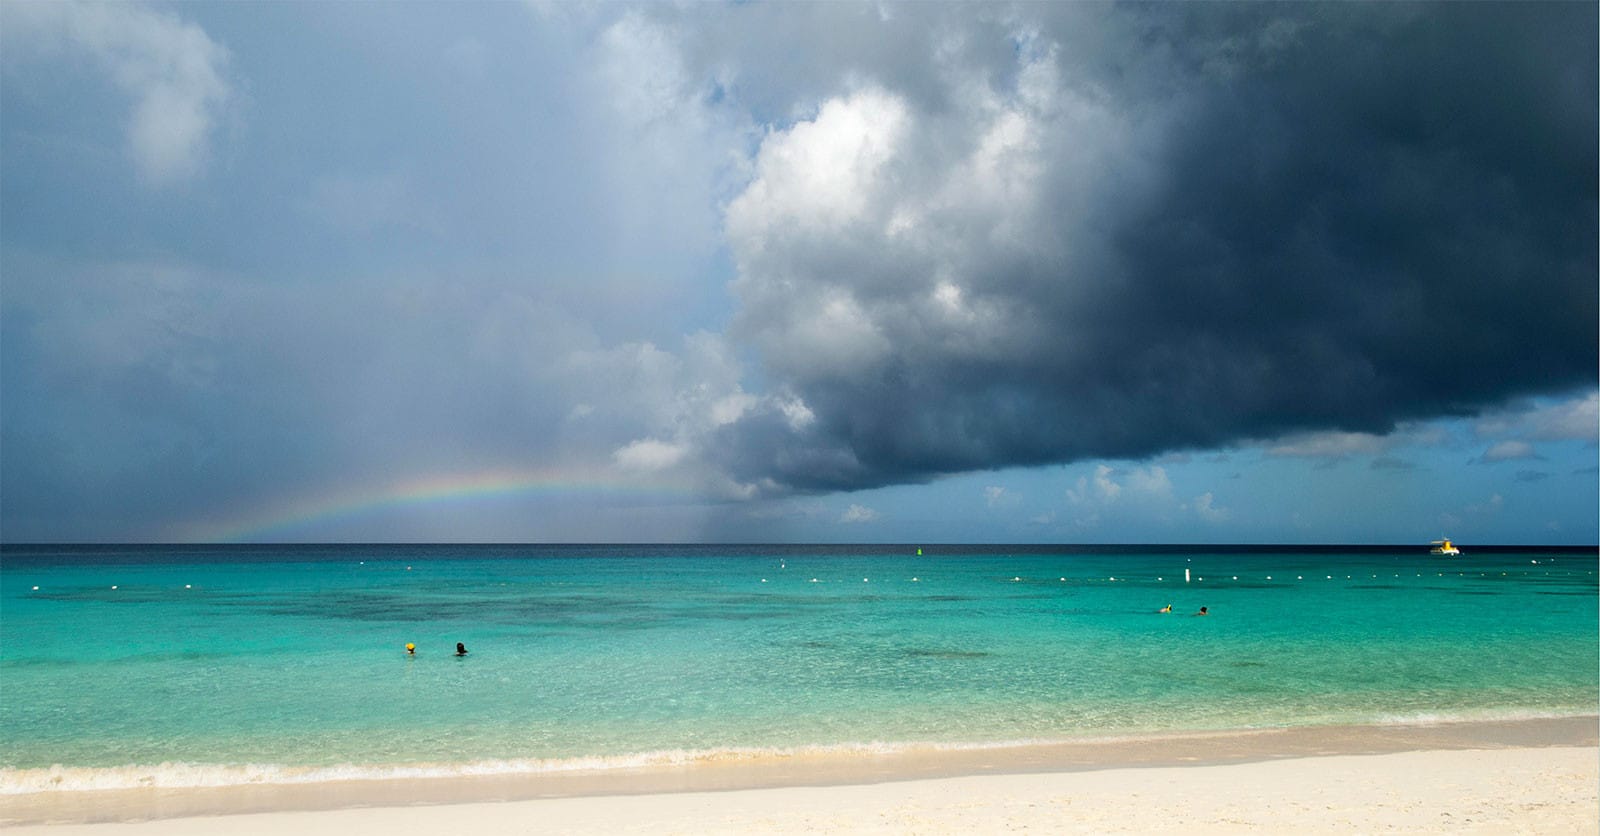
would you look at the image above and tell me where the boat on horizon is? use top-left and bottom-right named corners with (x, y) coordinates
top-left (1430, 538), bottom-right (1461, 556)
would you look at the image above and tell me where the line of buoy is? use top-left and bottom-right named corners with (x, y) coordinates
top-left (761, 568), bottom-right (1579, 585)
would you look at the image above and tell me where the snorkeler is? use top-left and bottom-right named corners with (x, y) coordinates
top-left (1158, 604), bottom-right (1172, 613)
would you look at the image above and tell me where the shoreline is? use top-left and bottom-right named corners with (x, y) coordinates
top-left (6, 749), bottom-right (1595, 835)
top-left (4, 715), bottom-right (1594, 827)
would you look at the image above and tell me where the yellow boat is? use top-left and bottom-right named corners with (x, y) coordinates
top-left (1430, 538), bottom-right (1461, 556)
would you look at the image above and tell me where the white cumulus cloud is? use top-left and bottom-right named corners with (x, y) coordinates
top-left (726, 88), bottom-right (909, 239)
top-left (840, 503), bottom-right (880, 523)
top-left (613, 439), bottom-right (687, 471)
top-left (1475, 391), bottom-right (1599, 444)
top-left (1478, 440), bottom-right (1539, 463)
top-left (5, 0), bottom-right (232, 184)
top-left (1193, 491), bottom-right (1230, 522)
top-left (1126, 466), bottom-right (1173, 498)
top-left (1266, 431), bottom-right (1387, 459)
top-left (984, 485), bottom-right (1021, 508)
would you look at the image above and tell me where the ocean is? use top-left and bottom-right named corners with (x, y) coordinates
top-left (1, 544), bottom-right (1594, 793)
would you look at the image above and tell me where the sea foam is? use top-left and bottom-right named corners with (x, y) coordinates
top-left (0, 741), bottom-right (1013, 794)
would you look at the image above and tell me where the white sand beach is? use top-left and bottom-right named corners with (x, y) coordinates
top-left (7, 728), bottom-right (1597, 835)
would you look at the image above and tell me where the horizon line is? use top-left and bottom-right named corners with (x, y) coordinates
top-left (2, 541), bottom-right (1594, 552)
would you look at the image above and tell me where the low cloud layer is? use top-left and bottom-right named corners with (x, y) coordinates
top-left (707, 3), bottom-right (1596, 494)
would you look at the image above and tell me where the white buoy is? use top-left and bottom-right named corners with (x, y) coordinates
top-left (31, 585), bottom-right (39, 591)
top-left (1185, 568), bottom-right (1191, 583)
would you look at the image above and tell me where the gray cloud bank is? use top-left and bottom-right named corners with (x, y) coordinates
top-left (705, 3), bottom-right (1597, 493)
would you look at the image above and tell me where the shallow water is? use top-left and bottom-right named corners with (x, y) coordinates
top-left (1, 544), bottom-right (1594, 790)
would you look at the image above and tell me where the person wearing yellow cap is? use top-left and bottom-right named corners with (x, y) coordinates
top-left (405, 643), bottom-right (416, 655)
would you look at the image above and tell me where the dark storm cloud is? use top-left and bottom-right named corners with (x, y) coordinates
top-left (713, 3), bottom-right (1597, 493)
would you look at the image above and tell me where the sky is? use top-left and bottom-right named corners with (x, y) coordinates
top-left (1, 1), bottom-right (1595, 545)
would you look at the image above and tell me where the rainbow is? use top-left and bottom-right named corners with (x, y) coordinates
top-left (188, 466), bottom-right (688, 543)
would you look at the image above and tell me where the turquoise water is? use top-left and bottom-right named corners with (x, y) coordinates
top-left (1, 544), bottom-right (1594, 790)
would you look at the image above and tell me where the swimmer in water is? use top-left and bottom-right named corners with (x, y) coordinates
top-left (1158, 604), bottom-right (1172, 613)
top-left (455, 642), bottom-right (468, 656)
top-left (405, 643), bottom-right (416, 655)
top-left (1196, 606), bottom-right (1209, 616)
